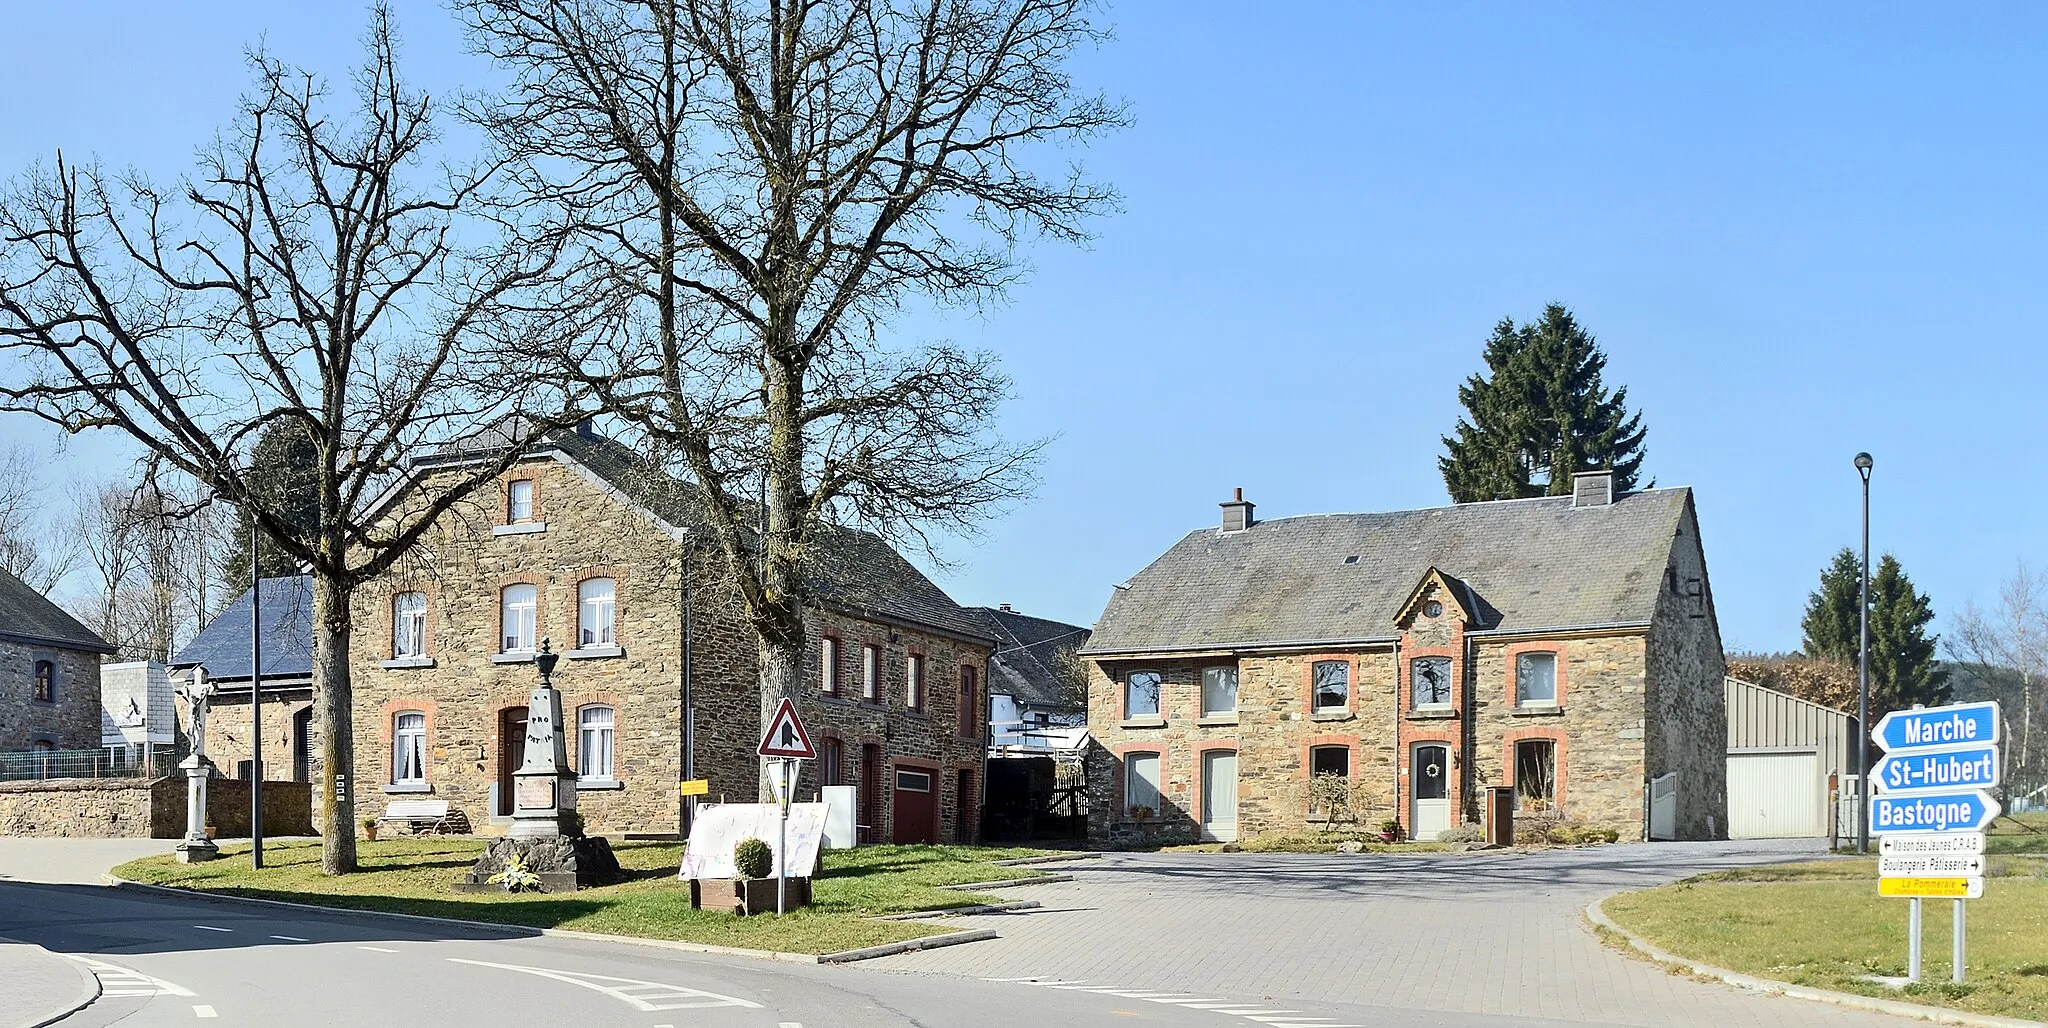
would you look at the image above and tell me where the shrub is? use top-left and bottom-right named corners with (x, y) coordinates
top-left (1436, 823), bottom-right (1487, 843)
top-left (733, 837), bottom-right (773, 880)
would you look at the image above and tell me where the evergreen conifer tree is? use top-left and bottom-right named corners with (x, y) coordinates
top-left (1800, 548), bottom-right (1948, 716)
top-left (1439, 304), bottom-right (1648, 502)
top-left (224, 422), bottom-right (322, 593)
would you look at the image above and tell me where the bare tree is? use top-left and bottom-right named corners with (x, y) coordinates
top-left (1947, 563), bottom-right (2048, 801)
top-left (0, 9), bottom-right (582, 873)
top-left (459, 0), bottom-right (1122, 781)
top-left (0, 442), bottom-right (73, 591)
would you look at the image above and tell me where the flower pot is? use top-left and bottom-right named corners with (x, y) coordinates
top-left (363, 825), bottom-right (379, 842)
top-left (1378, 831), bottom-right (1396, 843)
top-left (205, 825), bottom-right (217, 840)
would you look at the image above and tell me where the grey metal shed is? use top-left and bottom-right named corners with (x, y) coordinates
top-left (1724, 677), bottom-right (1856, 839)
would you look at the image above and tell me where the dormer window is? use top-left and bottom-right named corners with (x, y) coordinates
top-left (506, 479), bottom-right (535, 523)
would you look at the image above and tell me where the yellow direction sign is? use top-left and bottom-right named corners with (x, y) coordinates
top-left (677, 779), bottom-right (710, 796)
top-left (1878, 877), bottom-right (1983, 899)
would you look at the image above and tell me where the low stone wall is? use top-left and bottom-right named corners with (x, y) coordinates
top-left (0, 778), bottom-right (155, 837)
top-left (0, 776), bottom-right (314, 838)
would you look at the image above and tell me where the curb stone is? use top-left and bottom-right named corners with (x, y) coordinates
top-left (0, 933), bottom-right (101, 1028)
top-left (102, 875), bottom-right (999, 966)
top-left (1585, 897), bottom-right (2047, 1028)
top-left (872, 900), bottom-right (1041, 920)
top-left (939, 873), bottom-right (1072, 890)
top-left (989, 853), bottom-right (1100, 867)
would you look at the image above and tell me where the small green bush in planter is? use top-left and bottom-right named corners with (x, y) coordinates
top-left (733, 837), bottom-right (773, 880)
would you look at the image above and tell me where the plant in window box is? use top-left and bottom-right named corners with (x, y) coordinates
top-left (1377, 817), bottom-right (1403, 844)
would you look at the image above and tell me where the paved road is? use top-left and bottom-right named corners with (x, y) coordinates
top-left (870, 840), bottom-right (1928, 1028)
top-left (0, 838), bottom-right (1932, 1028)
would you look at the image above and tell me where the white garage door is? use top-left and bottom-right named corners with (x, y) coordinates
top-left (1727, 751), bottom-right (1822, 839)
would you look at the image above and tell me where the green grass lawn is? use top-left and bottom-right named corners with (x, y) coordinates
top-left (1605, 854), bottom-right (2048, 1021)
top-left (1989, 812), bottom-right (2048, 855)
top-left (113, 839), bottom-right (1057, 955)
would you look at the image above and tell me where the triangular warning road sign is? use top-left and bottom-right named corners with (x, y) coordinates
top-left (757, 697), bottom-right (817, 759)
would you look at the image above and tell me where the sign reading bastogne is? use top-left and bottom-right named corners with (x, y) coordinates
top-left (1869, 700), bottom-right (2003, 841)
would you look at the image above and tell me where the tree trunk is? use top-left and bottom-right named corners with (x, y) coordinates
top-left (312, 572), bottom-right (359, 874)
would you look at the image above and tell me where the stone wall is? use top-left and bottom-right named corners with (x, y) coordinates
top-left (0, 778), bottom-right (154, 837)
top-left (149, 776), bottom-right (315, 838)
top-left (184, 689), bottom-right (317, 784)
top-left (0, 640), bottom-right (105, 751)
top-left (346, 454), bottom-right (991, 842)
top-left (1644, 497), bottom-right (1729, 839)
top-left (1467, 633), bottom-right (1648, 837)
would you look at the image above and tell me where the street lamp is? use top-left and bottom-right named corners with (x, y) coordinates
top-left (1855, 452), bottom-right (1873, 855)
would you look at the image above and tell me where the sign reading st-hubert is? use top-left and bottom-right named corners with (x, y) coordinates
top-left (1874, 745), bottom-right (2000, 793)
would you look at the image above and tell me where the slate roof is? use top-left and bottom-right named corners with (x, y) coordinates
top-left (1082, 488), bottom-right (1692, 656)
top-left (0, 566), bottom-right (113, 653)
top-left (972, 607), bottom-right (1090, 710)
top-left (418, 420), bottom-right (992, 644)
top-left (167, 576), bottom-right (316, 682)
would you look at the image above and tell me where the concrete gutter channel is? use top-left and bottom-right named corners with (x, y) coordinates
top-left (90, 852), bottom-right (1096, 978)
top-left (1, 934), bottom-right (101, 1028)
top-left (1585, 898), bottom-right (2047, 1028)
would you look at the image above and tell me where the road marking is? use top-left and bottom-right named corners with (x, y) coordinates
top-left (192, 925), bottom-right (233, 933)
top-left (446, 958), bottom-right (762, 1011)
top-left (63, 956), bottom-right (196, 997)
top-left (780, 1023), bottom-right (804, 1028)
top-left (359, 946), bottom-right (399, 953)
top-left (986, 978), bottom-right (1360, 1025)
top-left (269, 935), bottom-right (309, 942)
top-left (192, 1005), bottom-right (217, 1018)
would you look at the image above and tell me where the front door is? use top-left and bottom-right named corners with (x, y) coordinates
top-left (892, 766), bottom-right (937, 844)
top-left (291, 707), bottom-right (313, 783)
top-left (497, 706), bottom-right (528, 817)
top-left (1411, 743), bottom-right (1452, 841)
top-left (1200, 749), bottom-right (1239, 841)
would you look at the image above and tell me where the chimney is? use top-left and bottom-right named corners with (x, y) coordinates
top-left (999, 603), bottom-right (1013, 613)
top-left (1220, 487), bottom-right (1255, 532)
top-left (574, 418), bottom-right (599, 439)
top-left (1572, 470), bottom-right (1614, 508)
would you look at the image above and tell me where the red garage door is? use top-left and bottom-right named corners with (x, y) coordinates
top-left (892, 766), bottom-right (937, 844)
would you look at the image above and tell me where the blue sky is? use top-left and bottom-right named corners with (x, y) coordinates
top-left (5, 2), bottom-right (2045, 652)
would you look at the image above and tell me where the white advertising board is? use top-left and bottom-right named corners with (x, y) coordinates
top-left (678, 802), bottom-right (827, 880)
top-left (1880, 833), bottom-right (1985, 857)
top-left (1879, 853), bottom-right (1986, 878)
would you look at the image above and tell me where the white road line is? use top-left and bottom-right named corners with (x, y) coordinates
top-left (63, 956), bottom-right (196, 997)
top-left (446, 958), bottom-right (762, 1012)
top-left (780, 1023), bottom-right (804, 1028)
top-left (192, 1005), bottom-right (217, 1018)
top-left (192, 925), bottom-right (233, 933)
top-left (359, 946), bottom-right (399, 953)
top-left (268, 935), bottom-right (309, 942)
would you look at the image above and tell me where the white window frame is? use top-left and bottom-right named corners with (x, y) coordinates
top-left (907, 653), bottom-right (926, 711)
top-left (1310, 744), bottom-right (1350, 779)
top-left (1201, 665), bottom-right (1238, 716)
top-left (861, 644), bottom-right (879, 701)
top-left (393, 591), bottom-right (427, 658)
top-left (506, 479), bottom-right (535, 522)
top-left (1516, 651), bottom-right (1559, 707)
top-left (393, 711), bottom-right (427, 785)
top-left (577, 705), bottom-right (616, 780)
top-left (1125, 670), bottom-right (1162, 718)
top-left (501, 584), bottom-right (538, 654)
top-left (821, 636), bottom-right (841, 695)
top-left (577, 578), bottom-right (617, 647)
top-left (1311, 660), bottom-right (1350, 713)
top-left (1411, 655), bottom-right (1453, 710)
top-left (1124, 752), bottom-right (1161, 815)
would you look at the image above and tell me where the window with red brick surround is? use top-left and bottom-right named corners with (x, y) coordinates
top-left (1113, 743), bottom-right (1166, 820)
top-left (821, 635), bottom-right (843, 697)
top-left (906, 652), bottom-right (926, 711)
top-left (1505, 727), bottom-right (1568, 811)
top-left (1303, 656), bottom-right (1356, 715)
top-left (1504, 641), bottom-right (1568, 707)
top-left (956, 664), bottom-right (978, 738)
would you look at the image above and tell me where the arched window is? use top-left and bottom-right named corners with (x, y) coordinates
top-left (393, 711), bottom-right (427, 784)
top-left (32, 660), bottom-right (55, 703)
top-left (506, 479), bottom-right (535, 523)
top-left (577, 578), bottom-right (616, 647)
top-left (501, 584), bottom-right (538, 653)
top-left (577, 705), bottom-right (615, 779)
top-left (392, 592), bottom-right (427, 658)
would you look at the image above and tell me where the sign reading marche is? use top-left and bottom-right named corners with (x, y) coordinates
top-left (1872, 701), bottom-right (2000, 753)
top-left (1874, 745), bottom-right (1999, 793)
top-left (758, 697), bottom-right (817, 759)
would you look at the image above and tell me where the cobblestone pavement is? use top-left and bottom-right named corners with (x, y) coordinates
top-left (869, 840), bottom-right (1927, 1028)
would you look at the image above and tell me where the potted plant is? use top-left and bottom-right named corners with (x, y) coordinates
top-left (1377, 817), bottom-right (1402, 844)
top-left (362, 816), bottom-right (379, 842)
top-left (731, 837), bottom-right (774, 915)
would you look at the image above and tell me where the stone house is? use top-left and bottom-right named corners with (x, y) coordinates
top-left (345, 424), bottom-right (994, 841)
top-left (976, 605), bottom-right (1089, 750)
top-left (167, 575), bottom-right (320, 784)
top-left (0, 567), bottom-right (114, 754)
top-left (1080, 473), bottom-right (1727, 846)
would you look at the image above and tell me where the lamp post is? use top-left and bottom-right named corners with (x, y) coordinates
top-left (1855, 451), bottom-right (1874, 855)
top-left (249, 520), bottom-right (263, 870)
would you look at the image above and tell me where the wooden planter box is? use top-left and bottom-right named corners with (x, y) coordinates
top-left (688, 876), bottom-right (812, 915)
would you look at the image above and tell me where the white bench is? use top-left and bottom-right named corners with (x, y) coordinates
top-left (379, 799), bottom-right (452, 835)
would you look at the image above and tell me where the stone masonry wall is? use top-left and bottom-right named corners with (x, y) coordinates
top-left (0, 778), bottom-right (154, 837)
top-left (1467, 633), bottom-right (1648, 837)
top-left (0, 641), bottom-right (104, 751)
top-left (1644, 497), bottom-right (1729, 839)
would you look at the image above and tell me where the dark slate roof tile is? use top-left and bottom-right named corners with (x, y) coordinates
top-left (0, 566), bottom-right (112, 653)
top-left (168, 576), bottom-right (316, 681)
top-left (971, 607), bottom-right (1089, 709)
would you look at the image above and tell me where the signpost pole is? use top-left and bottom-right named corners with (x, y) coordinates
top-left (1907, 898), bottom-right (1922, 982)
top-left (1952, 899), bottom-right (1965, 983)
top-left (777, 759), bottom-right (790, 916)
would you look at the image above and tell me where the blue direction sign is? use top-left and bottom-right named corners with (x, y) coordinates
top-left (1871, 789), bottom-right (2001, 835)
top-left (1873, 745), bottom-right (2000, 794)
top-left (1872, 701), bottom-right (2000, 753)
